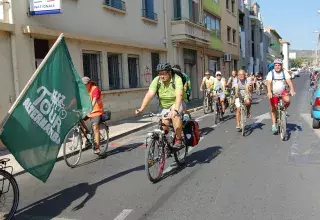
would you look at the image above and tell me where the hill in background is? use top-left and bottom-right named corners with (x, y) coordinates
top-left (290, 49), bottom-right (314, 59)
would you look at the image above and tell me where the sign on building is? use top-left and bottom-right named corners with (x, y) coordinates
top-left (29, 0), bottom-right (61, 16)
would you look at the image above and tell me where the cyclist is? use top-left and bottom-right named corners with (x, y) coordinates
top-left (255, 71), bottom-right (264, 91)
top-left (135, 62), bottom-right (185, 149)
top-left (172, 64), bottom-right (191, 102)
top-left (212, 71), bottom-right (227, 115)
top-left (200, 71), bottom-right (214, 97)
top-left (227, 70), bottom-right (238, 88)
top-left (82, 77), bottom-right (104, 154)
top-left (266, 58), bottom-right (296, 133)
top-left (235, 69), bottom-right (252, 130)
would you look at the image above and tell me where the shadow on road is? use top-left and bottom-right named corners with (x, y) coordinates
top-left (160, 146), bottom-right (222, 181)
top-left (286, 123), bottom-right (303, 140)
top-left (74, 142), bottom-right (143, 168)
top-left (14, 164), bottom-right (145, 219)
top-left (200, 127), bottom-right (214, 136)
top-left (246, 122), bottom-right (266, 136)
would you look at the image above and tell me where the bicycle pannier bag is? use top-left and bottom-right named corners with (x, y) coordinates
top-left (101, 110), bottom-right (111, 121)
top-left (183, 120), bottom-right (200, 147)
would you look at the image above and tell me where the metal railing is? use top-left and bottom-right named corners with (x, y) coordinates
top-left (104, 0), bottom-right (126, 11)
top-left (172, 16), bottom-right (204, 26)
top-left (142, 9), bottom-right (158, 21)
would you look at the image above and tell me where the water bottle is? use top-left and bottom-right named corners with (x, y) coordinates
top-left (183, 114), bottom-right (190, 122)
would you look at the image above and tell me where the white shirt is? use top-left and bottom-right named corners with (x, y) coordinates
top-left (266, 70), bottom-right (290, 95)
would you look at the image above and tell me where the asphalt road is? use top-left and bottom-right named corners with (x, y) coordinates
top-left (13, 74), bottom-right (320, 220)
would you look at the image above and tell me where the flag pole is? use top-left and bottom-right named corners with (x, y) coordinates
top-left (0, 33), bottom-right (65, 132)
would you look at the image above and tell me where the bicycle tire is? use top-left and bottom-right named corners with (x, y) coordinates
top-left (241, 106), bottom-right (246, 136)
top-left (203, 97), bottom-right (208, 114)
top-left (63, 125), bottom-right (83, 168)
top-left (212, 102), bottom-right (218, 124)
top-left (174, 144), bottom-right (188, 166)
top-left (0, 169), bottom-right (19, 220)
top-left (97, 123), bottom-right (110, 157)
top-left (145, 139), bottom-right (165, 183)
top-left (280, 111), bottom-right (287, 141)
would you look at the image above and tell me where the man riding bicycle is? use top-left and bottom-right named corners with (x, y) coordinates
top-left (227, 70), bottom-right (238, 88)
top-left (136, 62), bottom-right (185, 149)
top-left (82, 77), bottom-right (104, 154)
top-left (200, 71), bottom-right (214, 97)
top-left (235, 70), bottom-right (252, 130)
top-left (266, 58), bottom-right (296, 133)
top-left (212, 71), bottom-right (227, 115)
top-left (255, 72), bottom-right (264, 90)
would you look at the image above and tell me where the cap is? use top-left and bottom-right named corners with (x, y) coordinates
top-left (82, 77), bottom-right (90, 85)
top-left (215, 71), bottom-right (222, 76)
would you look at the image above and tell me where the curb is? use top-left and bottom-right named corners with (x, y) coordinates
top-left (10, 105), bottom-right (203, 178)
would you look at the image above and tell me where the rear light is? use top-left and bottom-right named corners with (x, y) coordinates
top-left (314, 97), bottom-right (320, 110)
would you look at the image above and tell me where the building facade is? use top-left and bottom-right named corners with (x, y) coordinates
top-left (238, 0), bottom-right (251, 71)
top-left (221, 0), bottom-right (240, 77)
top-left (264, 27), bottom-right (282, 59)
top-left (0, 0), bottom-right (170, 122)
top-left (280, 40), bottom-right (290, 71)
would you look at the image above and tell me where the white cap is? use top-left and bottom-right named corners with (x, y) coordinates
top-left (215, 71), bottom-right (222, 76)
top-left (82, 77), bottom-right (90, 85)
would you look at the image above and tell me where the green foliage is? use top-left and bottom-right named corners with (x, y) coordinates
top-left (289, 58), bottom-right (303, 68)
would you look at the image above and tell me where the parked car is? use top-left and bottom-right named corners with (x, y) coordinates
top-left (290, 68), bottom-right (300, 77)
top-left (310, 86), bottom-right (320, 128)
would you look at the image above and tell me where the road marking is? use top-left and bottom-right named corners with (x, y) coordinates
top-left (17, 216), bottom-right (77, 220)
top-left (195, 113), bottom-right (212, 122)
top-left (252, 112), bottom-right (271, 123)
top-left (113, 209), bottom-right (133, 220)
top-left (301, 113), bottom-right (320, 138)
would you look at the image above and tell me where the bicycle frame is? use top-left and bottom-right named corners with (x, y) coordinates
top-left (0, 159), bottom-right (13, 194)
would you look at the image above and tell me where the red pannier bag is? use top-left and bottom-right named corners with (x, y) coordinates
top-left (183, 120), bottom-right (200, 147)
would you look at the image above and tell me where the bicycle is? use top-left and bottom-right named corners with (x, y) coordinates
top-left (203, 89), bottom-right (213, 114)
top-left (238, 93), bottom-right (247, 136)
top-left (0, 158), bottom-right (19, 220)
top-left (227, 87), bottom-right (236, 113)
top-left (62, 111), bottom-right (110, 168)
top-left (144, 112), bottom-right (188, 183)
top-left (275, 95), bottom-right (290, 141)
top-left (255, 80), bottom-right (264, 95)
top-left (212, 89), bottom-right (224, 125)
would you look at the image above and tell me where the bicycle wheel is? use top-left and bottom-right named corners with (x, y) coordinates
top-left (212, 102), bottom-right (218, 125)
top-left (241, 106), bottom-right (246, 136)
top-left (145, 138), bottom-right (165, 183)
top-left (203, 97), bottom-right (209, 114)
top-left (280, 110), bottom-right (287, 141)
top-left (63, 125), bottom-right (83, 168)
top-left (0, 169), bottom-right (19, 220)
top-left (174, 143), bottom-right (188, 166)
top-left (97, 123), bottom-right (110, 157)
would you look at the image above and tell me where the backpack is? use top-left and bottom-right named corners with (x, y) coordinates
top-left (271, 70), bottom-right (285, 81)
top-left (183, 120), bottom-right (200, 147)
top-left (156, 69), bottom-right (187, 98)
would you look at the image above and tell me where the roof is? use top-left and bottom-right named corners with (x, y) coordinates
top-left (264, 26), bottom-right (282, 40)
top-left (280, 39), bottom-right (290, 45)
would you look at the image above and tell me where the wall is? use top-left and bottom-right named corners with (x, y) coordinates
top-left (0, 31), bottom-right (15, 121)
top-left (282, 43), bottom-right (289, 70)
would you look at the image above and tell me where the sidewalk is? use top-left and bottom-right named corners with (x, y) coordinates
top-left (0, 99), bottom-right (203, 177)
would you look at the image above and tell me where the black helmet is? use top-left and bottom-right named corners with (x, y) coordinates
top-left (172, 64), bottom-right (181, 71)
top-left (156, 62), bottom-right (172, 72)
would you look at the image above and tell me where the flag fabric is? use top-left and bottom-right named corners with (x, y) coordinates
top-left (0, 34), bottom-right (92, 182)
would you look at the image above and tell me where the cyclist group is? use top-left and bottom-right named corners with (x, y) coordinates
top-left (81, 58), bottom-right (295, 153)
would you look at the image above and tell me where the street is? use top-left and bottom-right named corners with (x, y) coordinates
top-left (13, 74), bottom-right (320, 220)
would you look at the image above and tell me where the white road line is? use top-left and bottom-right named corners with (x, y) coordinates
top-left (195, 113), bottom-right (212, 122)
top-left (113, 209), bottom-right (133, 220)
top-left (17, 216), bottom-right (77, 220)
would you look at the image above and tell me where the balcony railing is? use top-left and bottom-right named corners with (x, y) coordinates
top-left (104, 0), bottom-right (126, 11)
top-left (142, 9), bottom-right (158, 21)
top-left (210, 29), bottom-right (221, 39)
top-left (173, 17), bottom-right (203, 26)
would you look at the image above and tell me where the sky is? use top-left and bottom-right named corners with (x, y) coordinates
top-left (256, 0), bottom-right (319, 50)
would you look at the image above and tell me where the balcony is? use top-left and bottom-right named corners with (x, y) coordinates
top-left (103, 0), bottom-right (126, 14)
top-left (171, 19), bottom-right (210, 47)
top-left (142, 9), bottom-right (158, 23)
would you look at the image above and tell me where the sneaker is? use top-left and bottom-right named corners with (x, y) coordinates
top-left (272, 124), bottom-right (278, 133)
top-left (173, 139), bottom-right (183, 149)
top-left (236, 126), bottom-right (241, 131)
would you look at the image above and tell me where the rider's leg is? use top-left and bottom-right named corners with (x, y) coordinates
top-left (282, 90), bottom-right (290, 108)
top-left (171, 104), bottom-right (183, 148)
top-left (269, 97), bottom-right (278, 132)
top-left (245, 98), bottom-right (251, 117)
top-left (235, 98), bottom-right (241, 128)
top-left (91, 116), bottom-right (101, 153)
top-left (220, 93), bottom-right (226, 113)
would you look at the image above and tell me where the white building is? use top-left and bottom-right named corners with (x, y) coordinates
top-left (280, 40), bottom-right (290, 71)
top-left (289, 52), bottom-right (297, 59)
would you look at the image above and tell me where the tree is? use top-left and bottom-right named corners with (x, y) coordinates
top-left (289, 58), bottom-right (303, 68)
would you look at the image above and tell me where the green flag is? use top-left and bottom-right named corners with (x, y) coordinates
top-left (0, 34), bottom-right (92, 182)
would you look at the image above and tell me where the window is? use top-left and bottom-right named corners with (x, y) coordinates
top-left (34, 39), bottom-right (49, 68)
top-left (108, 53), bottom-right (123, 90)
top-left (226, 0), bottom-right (229, 9)
top-left (189, 0), bottom-right (199, 23)
top-left (151, 53), bottom-right (160, 78)
top-left (227, 26), bottom-right (231, 42)
top-left (104, 0), bottom-right (126, 11)
top-left (83, 52), bottom-right (102, 88)
top-left (142, 0), bottom-right (157, 21)
top-left (204, 12), bottom-right (221, 38)
top-left (173, 0), bottom-right (182, 20)
top-left (232, 29), bottom-right (236, 43)
top-left (214, 0), bottom-right (219, 3)
top-left (231, 0), bottom-right (235, 13)
top-left (128, 55), bottom-right (140, 88)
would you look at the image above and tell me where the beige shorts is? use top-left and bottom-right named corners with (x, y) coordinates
top-left (235, 94), bottom-right (251, 108)
top-left (160, 102), bottom-right (186, 117)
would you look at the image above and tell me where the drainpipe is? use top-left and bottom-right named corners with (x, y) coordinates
top-left (163, 0), bottom-right (168, 53)
top-left (6, 0), bottom-right (20, 99)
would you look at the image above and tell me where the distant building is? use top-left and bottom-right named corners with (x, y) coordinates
top-left (289, 52), bottom-right (297, 59)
